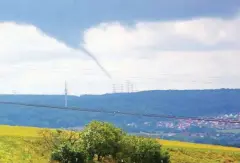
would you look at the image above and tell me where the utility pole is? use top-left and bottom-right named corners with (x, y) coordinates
top-left (130, 83), bottom-right (134, 93)
top-left (126, 80), bottom-right (130, 93)
top-left (65, 81), bottom-right (68, 107)
top-left (120, 84), bottom-right (124, 93)
top-left (112, 84), bottom-right (116, 93)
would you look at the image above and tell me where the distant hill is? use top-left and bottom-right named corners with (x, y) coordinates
top-left (0, 89), bottom-right (240, 128)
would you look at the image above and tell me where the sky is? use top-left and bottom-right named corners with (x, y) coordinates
top-left (0, 0), bottom-right (240, 95)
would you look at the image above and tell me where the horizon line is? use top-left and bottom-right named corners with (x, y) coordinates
top-left (0, 88), bottom-right (239, 96)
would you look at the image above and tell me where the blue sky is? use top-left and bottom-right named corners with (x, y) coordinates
top-left (0, 0), bottom-right (240, 94)
top-left (1, 0), bottom-right (239, 47)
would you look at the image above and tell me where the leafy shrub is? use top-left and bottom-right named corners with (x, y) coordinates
top-left (81, 121), bottom-right (125, 160)
top-left (35, 129), bottom-right (81, 155)
top-left (37, 121), bottom-right (170, 163)
top-left (117, 135), bottom-right (170, 163)
top-left (51, 142), bottom-right (87, 163)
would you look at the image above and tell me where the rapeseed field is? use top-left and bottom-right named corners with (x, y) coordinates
top-left (0, 125), bottom-right (239, 163)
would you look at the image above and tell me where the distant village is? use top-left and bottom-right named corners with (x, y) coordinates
top-left (127, 113), bottom-right (240, 130)
top-left (156, 113), bottom-right (240, 130)
top-left (125, 113), bottom-right (240, 146)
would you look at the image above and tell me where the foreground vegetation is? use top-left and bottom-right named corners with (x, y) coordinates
top-left (0, 124), bottom-right (239, 163)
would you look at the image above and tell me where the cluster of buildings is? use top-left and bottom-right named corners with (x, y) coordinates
top-left (155, 113), bottom-right (240, 130)
top-left (127, 113), bottom-right (240, 131)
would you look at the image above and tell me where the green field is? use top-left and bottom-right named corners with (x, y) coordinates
top-left (0, 125), bottom-right (239, 163)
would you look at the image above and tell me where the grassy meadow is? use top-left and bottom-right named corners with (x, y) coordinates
top-left (0, 125), bottom-right (239, 163)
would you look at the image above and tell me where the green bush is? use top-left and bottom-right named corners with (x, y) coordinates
top-left (46, 121), bottom-right (170, 163)
top-left (117, 135), bottom-right (170, 163)
top-left (81, 121), bottom-right (125, 160)
top-left (51, 142), bottom-right (87, 163)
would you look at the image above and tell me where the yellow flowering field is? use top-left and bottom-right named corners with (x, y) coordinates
top-left (0, 125), bottom-right (41, 137)
top-left (0, 125), bottom-right (239, 163)
top-left (158, 140), bottom-right (240, 163)
top-left (158, 139), bottom-right (240, 152)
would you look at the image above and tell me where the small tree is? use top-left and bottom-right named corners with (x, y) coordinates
top-left (26, 129), bottom-right (81, 159)
top-left (117, 135), bottom-right (170, 163)
top-left (81, 121), bottom-right (125, 161)
top-left (51, 142), bottom-right (87, 163)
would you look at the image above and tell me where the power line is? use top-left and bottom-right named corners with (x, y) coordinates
top-left (0, 101), bottom-right (239, 124)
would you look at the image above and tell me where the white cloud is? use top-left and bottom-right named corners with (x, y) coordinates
top-left (173, 18), bottom-right (240, 45)
top-left (0, 22), bottom-right (107, 94)
top-left (83, 16), bottom-right (240, 56)
top-left (0, 16), bottom-right (240, 95)
top-left (0, 22), bottom-right (83, 64)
